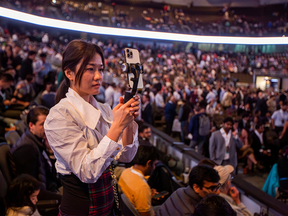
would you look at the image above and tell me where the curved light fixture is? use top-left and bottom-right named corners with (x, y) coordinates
top-left (0, 6), bottom-right (287, 45)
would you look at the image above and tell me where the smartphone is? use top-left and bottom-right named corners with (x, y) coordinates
top-left (152, 190), bottom-right (169, 199)
top-left (123, 48), bottom-right (143, 90)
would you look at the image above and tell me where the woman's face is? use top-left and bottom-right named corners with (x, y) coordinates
top-left (30, 189), bottom-right (40, 205)
top-left (70, 53), bottom-right (104, 98)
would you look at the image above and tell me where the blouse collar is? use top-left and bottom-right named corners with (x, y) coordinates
top-left (66, 88), bottom-right (113, 129)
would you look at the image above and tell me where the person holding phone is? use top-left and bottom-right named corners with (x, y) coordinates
top-left (44, 40), bottom-right (140, 215)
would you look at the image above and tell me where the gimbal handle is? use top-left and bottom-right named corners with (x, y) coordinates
top-left (122, 63), bottom-right (143, 103)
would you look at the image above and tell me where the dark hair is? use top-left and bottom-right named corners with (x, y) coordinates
top-left (0, 73), bottom-right (14, 83)
top-left (132, 145), bottom-right (159, 166)
top-left (242, 112), bottom-right (249, 119)
top-left (198, 159), bottom-right (218, 167)
top-left (5, 174), bottom-right (43, 214)
top-left (223, 117), bottom-right (234, 124)
top-left (39, 53), bottom-right (47, 58)
top-left (255, 122), bottom-right (264, 130)
top-left (28, 51), bottom-right (37, 56)
top-left (26, 74), bottom-right (34, 82)
top-left (55, 40), bottom-right (105, 104)
top-left (139, 124), bottom-right (150, 133)
top-left (189, 165), bottom-right (220, 189)
top-left (143, 93), bottom-right (150, 101)
top-left (27, 106), bottom-right (49, 125)
top-left (193, 194), bottom-right (236, 216)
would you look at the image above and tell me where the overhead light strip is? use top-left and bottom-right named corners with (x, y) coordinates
top-left (0, 6), bottom-right (287, 45)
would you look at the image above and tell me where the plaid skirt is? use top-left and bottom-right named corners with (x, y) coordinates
top-left (59, 166), bottom-right (114, 216)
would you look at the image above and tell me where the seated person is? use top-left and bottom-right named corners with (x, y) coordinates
top-left (119, 145), bottom-right (159, 216)
top-left (156, 165), bottom-right (220, 216)
top-left (14, 74), bottom-right (36, 103)
top-left (11, 106), bottom-right (62, 207)
top-left (4, 174), bottom-right (42, 216)
top-left (250, 122), bottom-right (273, 171)
top-left (278, 145), bottom-right (288, 192)
top-left (214, 165), bottom-right (252, 216)
top-left (0, 73), bottom-right (17, 135)
top-left (193, 194), bottom-right (236, 216)
top-left (138, 124), bottom-right (153, 146)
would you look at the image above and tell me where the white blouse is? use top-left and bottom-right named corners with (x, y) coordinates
top-left (44, 88), bottom-right (139, 183)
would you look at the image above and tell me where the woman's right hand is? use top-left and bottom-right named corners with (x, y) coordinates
top-left (112, 96), bottom-right (140, 131)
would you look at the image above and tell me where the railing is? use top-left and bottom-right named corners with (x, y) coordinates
top-left (150, 125), bottom-right (288, 216)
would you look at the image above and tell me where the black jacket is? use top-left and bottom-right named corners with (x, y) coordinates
top-left (142, 103), bottom-right (153, 125)
top-left (19, 58), bottom-right (33, 80)
top-left (11, 129), bottom-right (55, 190)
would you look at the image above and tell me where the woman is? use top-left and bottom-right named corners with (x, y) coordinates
top-left (5, 174), bottom-right (42, 216)
top-left (238, 128), bottom-right (261, 173)
top-left (44, 40), bottom-right (139, 215)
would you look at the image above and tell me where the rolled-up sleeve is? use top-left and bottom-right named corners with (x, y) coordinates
top-left (45, 108), bottom-right (128, 184)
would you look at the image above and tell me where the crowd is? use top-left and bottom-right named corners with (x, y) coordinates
top-left (2, 0), bottom-right (288, 37)
top-left (0, 16), bottom-right (288, 216)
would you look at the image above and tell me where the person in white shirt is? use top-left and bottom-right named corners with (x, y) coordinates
top-left (44, 40), bottom-right (139, 215)
top-left (271, 103), bottom-right (288, 134)
top-left (105, 82), bottom-right (116, 108)
top-left (155, 89), bottom-right (165, 110)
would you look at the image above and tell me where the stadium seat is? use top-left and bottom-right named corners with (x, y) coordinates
top-left (121, 193), bottom-right (140, 216)
top-left (15, 120), bottom-right (27, 136)
top-left (5, 131), bottom-right (20, 148)
top-left (0, 143), bottom-right (17, 190)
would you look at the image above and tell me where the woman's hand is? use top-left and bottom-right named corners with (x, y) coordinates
top-left (112, 95), bottom-right (140, 131)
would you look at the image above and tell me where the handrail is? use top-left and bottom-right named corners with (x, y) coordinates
top-left (149, 124), bottom-right (288, 216)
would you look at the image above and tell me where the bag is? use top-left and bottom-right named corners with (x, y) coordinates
top-left (199, 114), bottom-right (210, 136)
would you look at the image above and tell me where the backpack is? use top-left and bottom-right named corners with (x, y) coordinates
top-left (199, 114), bottom-right (210, 136)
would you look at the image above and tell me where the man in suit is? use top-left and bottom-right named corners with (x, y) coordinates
top-left (250, 123), bottom-right (273, 171)
top-left (238, 112), bottom-right (250, 132)
top-left (209, 117), bottom-right (243, 169)
top-left (141, 93), bottom-right (153, 125)
top-left (255, 91), bottom-right (268, 117)
top-left (138, 124), bottom-right (153, 146)
top-left (164, 95), bottom-right (177, 135)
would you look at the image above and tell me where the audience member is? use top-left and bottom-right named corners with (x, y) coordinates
top-left (119, 145), bottom-right (159, 216)
top-left (209, 117), bottom-right (243, 169)
top-left (11, 106), bottom-right (62, 206)
top-left (156, 165), bottom-right (220, 215)
top-left (271, 102), bottom-right (288, 134)
top-left (4, 174), bottom-right (42, 216)
top-left (138, 124), bottom-right (153, 146)
top-left (250, 122), bottom-right (273, 171)
top-left (19, 50), bottom-right (36, 80)
top-left (215, 165), bottom-right (252, 216)
top-left (193, 194), bottom-right (237, 216)
top-left (189, 105), bottom-right (208, 154)
top-left (164, 95), bottom-right (177, 134)
top-left (142, 93), bottom-right (153, 125)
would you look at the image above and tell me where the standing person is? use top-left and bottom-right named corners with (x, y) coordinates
top-left (271, 102), bottom-right (288, 134)
top-left (105, 82), bottom-right (116, 108)
top-left (44, 40), bottom-right (139, 215)
top-left (209, 117), bottom-right (243, 169)
top-left (19, 51), bottom-right (36, 80)
top-left (189, 105), bottom-right (208, 155)
top-left (142, 93), bottom-right (153, 125)
top-left (164, 95), bottom-right (177, 135)
top-left (178, 95), bottom-right (191, 142)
